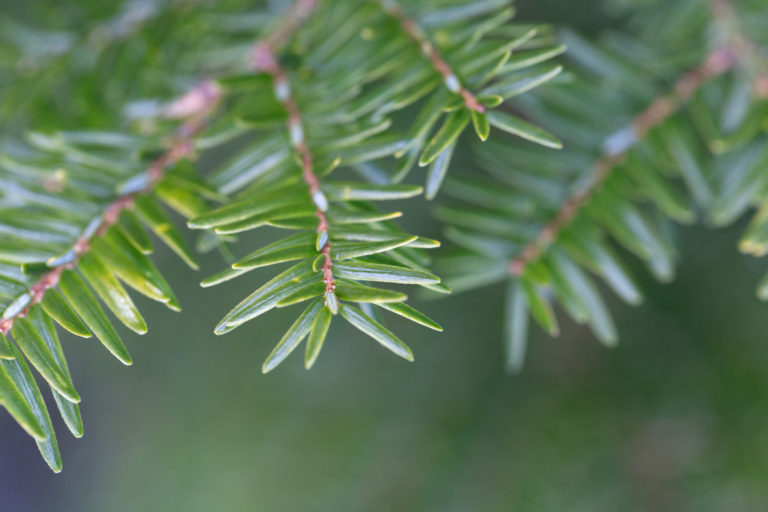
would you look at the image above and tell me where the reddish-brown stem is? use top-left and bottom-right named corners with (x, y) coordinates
top-left (9, 80), bottom-right (222, 336)
top-left (375, 0), bottom-right (485, 113)
top-left (509, 0), bottom-right (768, 276)
top-left (0, 120), bottom-right (208, 335)
top-left (249, 1), bottom-right (334, 297)
top-left (509, 47), bottom-right (736, 276)
top-left (253, 63), bottom-right (335, 296)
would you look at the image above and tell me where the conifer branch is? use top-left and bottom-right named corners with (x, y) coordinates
top-left (191, 0), bottom-right (448, 371)
top-left (508, 0), bottom-right (768, 276)
top-left (0, 0), bottom-right (341, 470)
top-left (250, 37), bottom-right (338, 314)
top-left (0, 88), bottom-right (220, 335)
top-left (250, 0), bottom-right (334, 307)
top-left (508, 47), bottom-right (736, 276)
top-left (0, 0), bottom-right (323, 336)
top-left (374, 0), bottom-right (485, 113)
top-left (15, 0), bottom-right (768, 472)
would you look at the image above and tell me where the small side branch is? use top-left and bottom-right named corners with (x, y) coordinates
top-left (253, 58), bottom-right (336, 306)
top-left (249, 1), bottom-right (336, 308)
top-left (374, 0), bottom-right (485, 113)
top-left (0, 99), bottom-right (217, 334)
top-left (509, 48), bottom-right (735, 276)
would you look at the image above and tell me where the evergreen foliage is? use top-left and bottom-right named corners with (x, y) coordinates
top-left (1, 0), bottom-right (767, 471)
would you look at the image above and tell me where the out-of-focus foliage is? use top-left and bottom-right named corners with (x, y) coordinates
top-left (437, 0), bottom-right (768, 370)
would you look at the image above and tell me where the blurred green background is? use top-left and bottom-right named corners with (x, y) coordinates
top-left (3, 1), bottom-right (768, 511)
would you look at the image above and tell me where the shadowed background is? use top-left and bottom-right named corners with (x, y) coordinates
top-left (2, 1), bottom-right (768, 511)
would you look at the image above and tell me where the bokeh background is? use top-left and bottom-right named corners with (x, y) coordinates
top-left (2, 1), bottom-right (768, 511)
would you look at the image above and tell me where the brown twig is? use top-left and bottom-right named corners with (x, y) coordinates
top-left (0, 111), bottom-right (214, 335)
top-left (248, 0), bottom-right (335, 308)
top-left (375, 0), bottom-right (485, 113)
top-left (251, 57), bottom-right (336, 305)
top-left (509, 48), bottom-right (736, 276)
top-left (1, 52), bottom-right (225, 335)
top-left (509, 1), bottom-right (768, 276)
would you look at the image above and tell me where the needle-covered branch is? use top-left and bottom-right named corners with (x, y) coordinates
top-left (191, 0), bottom-right (445, 372)
top-left (436, 0), bottom-right (768, 371)
top-left (508, 47), bottom-right (735, 276)
top-left (4, 0), bottom-right (768, 477)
